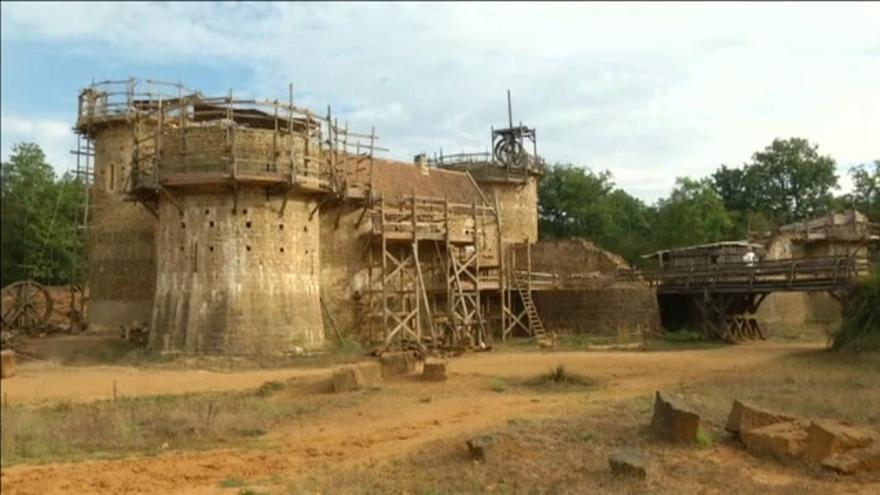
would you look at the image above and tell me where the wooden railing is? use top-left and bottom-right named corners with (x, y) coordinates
top-left (640, 256), bottom-right (869, 294)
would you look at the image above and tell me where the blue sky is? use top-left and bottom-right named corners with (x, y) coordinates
top-left (2, 1), bottom-right (878, 202)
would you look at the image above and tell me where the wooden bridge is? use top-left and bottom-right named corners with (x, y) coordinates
top-left (638, 256), bottom-right (869, 342)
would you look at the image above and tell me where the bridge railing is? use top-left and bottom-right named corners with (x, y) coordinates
top-left (639, 255), bottom-right (868, 294)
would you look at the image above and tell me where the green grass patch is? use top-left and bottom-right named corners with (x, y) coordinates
top-left (570, 431), bottom-right (596, 443)
top-left (662, 329), bottom-right (704, 343)
top-left (696, 427), bottom-right (713, 448)
top-left (489, 378), bottom-right (507, 393)
top-left (220, 478), bottom-right (247, 488)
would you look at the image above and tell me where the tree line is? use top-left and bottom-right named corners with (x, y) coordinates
top-left (1, 143), bottom-right (87, 287)
top-left (1, 138), bottom-right (878, 287)
top-left (539, 137), bottom-right (879, 265)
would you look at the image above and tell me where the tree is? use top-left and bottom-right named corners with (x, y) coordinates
top-left (538, 164), bottom-right (614, 240)
top-left (653, 177), bottom-right (733, 249)
top-left (537, 164), bottom-right (653, 263)
top-left (847, 160), bottom-right (880, 222)
top-left (1, 143), bottom-right (86, 286)
top-left (713, 138), bottom-right (838, 226)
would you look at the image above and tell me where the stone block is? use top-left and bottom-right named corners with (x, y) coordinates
top-left (650, 391), bottom-right (701, 443)
top-left (421, 359), bottom-right (447, 381)
top-left (725, 399), bottom-right (795, 437)
top-left (333, 365), bottom-right (375, 393)
top-left (380, 351), bottom-right (418, 378)
top-left (822, 443), bottom-right (880, 474)
top-left (741, 420), bottom-right (810, 461)
top-left (0, 350), bottom-right (15, 378)
top-left (804, 420), bottom-right (876, 463)
top-left (466, 434), bottom-right (497, 462)
top-left (609, 449), bottom-right (647, 479)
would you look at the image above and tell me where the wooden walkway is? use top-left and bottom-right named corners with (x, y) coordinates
top-left (643, 256), bottom-right (866, 295)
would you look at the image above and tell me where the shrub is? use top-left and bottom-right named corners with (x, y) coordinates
top-left (832, 273), bottom-right (880, 352)
top-left (524, 365), bottom-right (597, 390)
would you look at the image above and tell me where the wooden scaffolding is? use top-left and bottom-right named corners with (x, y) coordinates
top-left (365, 193), bottom-right (501, 349)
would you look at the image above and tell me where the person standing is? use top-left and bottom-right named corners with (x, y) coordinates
top-left (743, 248), bottom-right (758, 267)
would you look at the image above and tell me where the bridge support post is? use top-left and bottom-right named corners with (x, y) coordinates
top-left (690, 292), bottom-right (768, 343)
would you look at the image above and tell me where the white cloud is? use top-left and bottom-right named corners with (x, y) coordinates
top-left (2, 1), bottom-right (879, 201)
top-left (1, 114), bottom-right (75, 175)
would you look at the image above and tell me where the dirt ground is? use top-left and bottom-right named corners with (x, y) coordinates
top-left (1, 340), bottom-right (878, 494)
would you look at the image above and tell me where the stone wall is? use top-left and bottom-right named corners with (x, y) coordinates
top-left (759, 233), bottom-right (847, 329)
top-left (150, 187), bottom-right (324, 354)
top-left (319, 203), bottom-right (372, 337)
top-left (533, 284), bottom-right (660, 338)
top-left (161, 124), bottom-right (318, 177)
top-left (480, 176), bottom-right (539, 245)
top-left (756, 293), bottom-right (842, 330)
top-left (516, 238), bottom-right (629, 275)
top-left (89, 122), bottom-right (157, 329)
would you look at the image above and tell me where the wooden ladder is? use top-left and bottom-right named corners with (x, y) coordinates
top-left (512, 271), bottom-right (547, 339)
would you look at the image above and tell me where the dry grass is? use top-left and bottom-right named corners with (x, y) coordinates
top-left (23, 335), bottom-right (369, 371)
top-left (0, 379), bottom-right (333, 466)
top-left (284, 350), bottom-right (880, 494)
top-left (682, 350), bottom-right (880, 429)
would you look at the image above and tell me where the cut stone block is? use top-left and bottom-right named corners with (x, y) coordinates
top-left (804, 420), bottom-right (875, 463)
top-left (741, 420), bottom-right (810, 461)
top-left (333, 366), bottom-right (368, 393)
top-left (609, 449), bottom-right (647, 479)
top-left (822, 443), bottom-right (880, 474)
top-left (650, 391), bottom-right (701, 443)
top-left (0, 350), bottom-right (15, 379)
top-left (466, 434), bottom-right (497, 462)
top-left (725, 399), bottom-right (794, 437)
top-left (422, 359), bottom-right (447, 381)
top-left (380, 351), bottom-right (418, 378)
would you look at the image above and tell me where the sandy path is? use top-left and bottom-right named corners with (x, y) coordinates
top-left (1, 364), bottom-right (342, 405)
top-left (0, 342), bottom-right (824, 494)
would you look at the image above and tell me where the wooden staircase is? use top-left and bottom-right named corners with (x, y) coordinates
top-left (512, 270), bottom-right (548, 339)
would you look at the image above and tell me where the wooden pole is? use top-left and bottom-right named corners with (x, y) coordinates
top-left (380, 194), bottom-right (389, 343)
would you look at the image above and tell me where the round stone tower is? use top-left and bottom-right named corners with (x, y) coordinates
top-left (76, 81), bottom-right (177, 330)
top-left (146, 97), bottom-right (326, 354)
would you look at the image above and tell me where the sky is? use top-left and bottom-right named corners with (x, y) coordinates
top-left (1, 1), bottom-right (878, 203)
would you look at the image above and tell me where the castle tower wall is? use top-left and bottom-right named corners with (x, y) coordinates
top-left (88, 122), bottom-right (157, 328)
top-left (147, 105), bottom-right (326, 355)
top-left (151, 188), bottom-right (323, 354)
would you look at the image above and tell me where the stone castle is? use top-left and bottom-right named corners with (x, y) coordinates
top-left (75, 78), bottom-right (659, 355)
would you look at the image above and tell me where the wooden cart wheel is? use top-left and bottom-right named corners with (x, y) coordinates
top-left (1, 280), bottom-right (53, 335)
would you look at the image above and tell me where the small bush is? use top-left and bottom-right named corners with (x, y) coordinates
top-left (489, 378), bottom-right (507, 393)
top-left (255, 380), bottom-right (285, 397)
top-left (832, 273), bottom-right (880, 352)
top-left (524, 365), bottom-right (597, 391)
